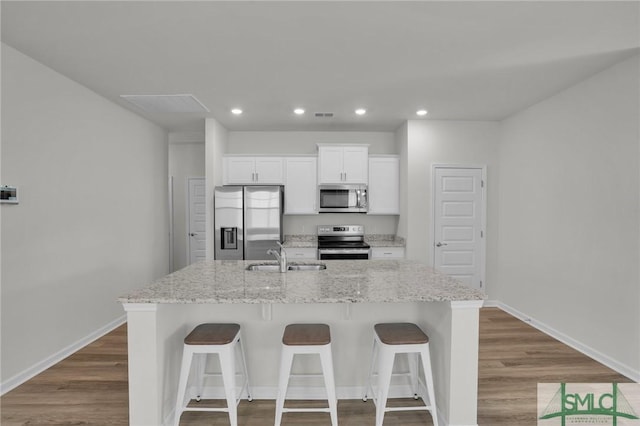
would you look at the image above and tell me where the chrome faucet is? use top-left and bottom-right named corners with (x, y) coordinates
top-left (267, 241), bottom-right (287, 273)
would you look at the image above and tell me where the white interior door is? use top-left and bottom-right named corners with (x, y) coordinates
top-left (188, 178), bottom-right (206, 264)
top-left (433, 167), bottom-right (485, 290)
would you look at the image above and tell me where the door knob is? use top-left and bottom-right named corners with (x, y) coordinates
top-left (190, 233), bottom-right (198, 237)
top-left (436, 242), bottom-right (448, 247)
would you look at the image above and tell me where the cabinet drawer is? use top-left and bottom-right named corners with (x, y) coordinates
top-left (283, 247), bottom-right (317, 260)
top-left (370, 247), bottom-right (405, 259)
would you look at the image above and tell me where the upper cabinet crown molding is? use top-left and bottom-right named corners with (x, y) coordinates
top-left (223, 156), bottom-right (284, 184)
top-left (317, 144), bottom-right (369, 184)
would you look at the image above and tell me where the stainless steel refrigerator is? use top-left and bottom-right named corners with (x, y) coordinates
top-left (214, 185), bottom-right (284, 260)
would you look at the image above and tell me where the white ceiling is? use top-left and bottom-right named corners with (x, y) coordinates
top-left (2, 1), bottom-right (639, 133)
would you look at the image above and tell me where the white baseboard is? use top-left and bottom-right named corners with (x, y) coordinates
top-left (490, 301), bottom-right (640, 383)
top-left (0, 315), bottom-right (127, 395)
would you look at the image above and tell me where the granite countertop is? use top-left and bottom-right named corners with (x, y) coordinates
top-left (119, 259), bottom-right (485, 304)
top-left (282, 234), bottom-right (406, 249)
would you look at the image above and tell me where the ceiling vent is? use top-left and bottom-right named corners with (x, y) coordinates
top-left (314, 112), bottom-right (334, 118)
top-left (120, 94), bottom-right (209, 113)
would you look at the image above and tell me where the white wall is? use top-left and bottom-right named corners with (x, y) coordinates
top-left (496, 54), bottom-right (640, 376)
top-left (397, 121), bottom-right (500, 283)
top-left (227, 131), bottom-right (399, 235)
top-left (168, 140), bottom-right (205, 271)
top-left (0, 44), bottom-right (169, 387)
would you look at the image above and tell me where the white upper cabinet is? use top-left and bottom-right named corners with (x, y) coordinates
top-left (255, 158), bottom-right (284, 183)
top-left (317, 144), bottom-right (369, 184)
top-left (284, 157), bottom-right (318, 215)
top-left (224, 156), bottom-right (284, 185)
top-left (368, 156), bottom-right (400, 215)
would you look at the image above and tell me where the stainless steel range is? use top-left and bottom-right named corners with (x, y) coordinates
top-left (317, 225), bottom-right (370, 260)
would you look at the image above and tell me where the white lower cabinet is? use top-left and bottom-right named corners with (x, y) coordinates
top-left (283, 247), bottom-right (317, 260)
top-left (370, 247), bottom-right (405, 259)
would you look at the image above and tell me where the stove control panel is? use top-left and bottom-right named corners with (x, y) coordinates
top-left (317, 225), bottom-right (364, 236)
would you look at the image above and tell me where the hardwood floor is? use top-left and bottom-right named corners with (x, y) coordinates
top-left (1, 308), bottom-right (632, 425)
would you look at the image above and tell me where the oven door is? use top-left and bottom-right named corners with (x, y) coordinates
top-left (318, 248), bottom-right (370, 260)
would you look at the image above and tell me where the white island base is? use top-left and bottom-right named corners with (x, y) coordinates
top-left (123, 300), bottom-right (483, 426)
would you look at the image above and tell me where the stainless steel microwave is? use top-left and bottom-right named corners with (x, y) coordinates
top-left (317, 184), bottom-right (368, 213)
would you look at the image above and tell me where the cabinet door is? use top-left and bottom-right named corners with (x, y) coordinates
top-left (285, 157), bottom-right (317, 214)
top-left (225, 157), bottom-right (256, 184)
top-left (255, 157), bottom-right (284, 184)
top-left (368, 157), bottom-right (399, 214)
top-left (317, 146), bottom-right (345, 184)
top-left (342, 146), bottom-right (369, 183)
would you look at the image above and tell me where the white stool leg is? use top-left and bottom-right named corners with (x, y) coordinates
top-left (174, 345), bottom-right (194, 426)
top-left (420, 344), bottom-right (439, 426)
top-left (193, 353), bottom-right (207, 402)
top-left (375, 346), bottom-right (394, 426)
top-left (219, 344), bottom-right (238, 426)
top-left (319, 345), bottom-right (338, 426)
top-left (237, 334), bottom-right (252, 401)
top-left (407, 352), bottom-right (419, 399)
top-left (274, 346), bottom-right (294, 426)
top-left (363, 339), bottom-right (378, 401)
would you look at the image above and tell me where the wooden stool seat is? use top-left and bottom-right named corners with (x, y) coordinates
top-left (374, 323), bottom-right (429, 345)
top-left (184, 323), bottom-right (241, 345)
top-left (282, 323), bottom-right (331, 346)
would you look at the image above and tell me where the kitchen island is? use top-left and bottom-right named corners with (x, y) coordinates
top-left (119, 259), bottom-right (485, 426)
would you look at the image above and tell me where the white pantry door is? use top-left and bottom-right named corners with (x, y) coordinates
top-left (433, 167), bottom-right (485, 290)
top-left (187, 178), bottom-right (206, 265)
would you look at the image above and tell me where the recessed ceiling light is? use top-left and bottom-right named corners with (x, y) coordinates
top-left (294, 108), bottom-right (305, 115)
top-left (416, 109), bottom-right (428, 116)
top-left (355, 108), bottom-right (367, 115)
top-left (231, 108), bottom-right (243, 115)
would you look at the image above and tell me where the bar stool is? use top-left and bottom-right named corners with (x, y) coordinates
top-left (174, 323), bottom-right (251, 426)
top-left (274, 323), bottom-right (338, 426)
top-left (363, 323), bottom-right (439, 426)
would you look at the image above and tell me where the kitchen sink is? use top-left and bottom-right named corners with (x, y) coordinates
top-left (246, 263), bottom-right (327, 272)
top-left (287, 264), bottom-right (327, 271)
top-left (246, 264), bottom-right (281, 272)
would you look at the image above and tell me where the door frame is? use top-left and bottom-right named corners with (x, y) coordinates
top-left (186, 177), bottom-right (206, 266)
top-left (431, 164), bottom-right (487, 290)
